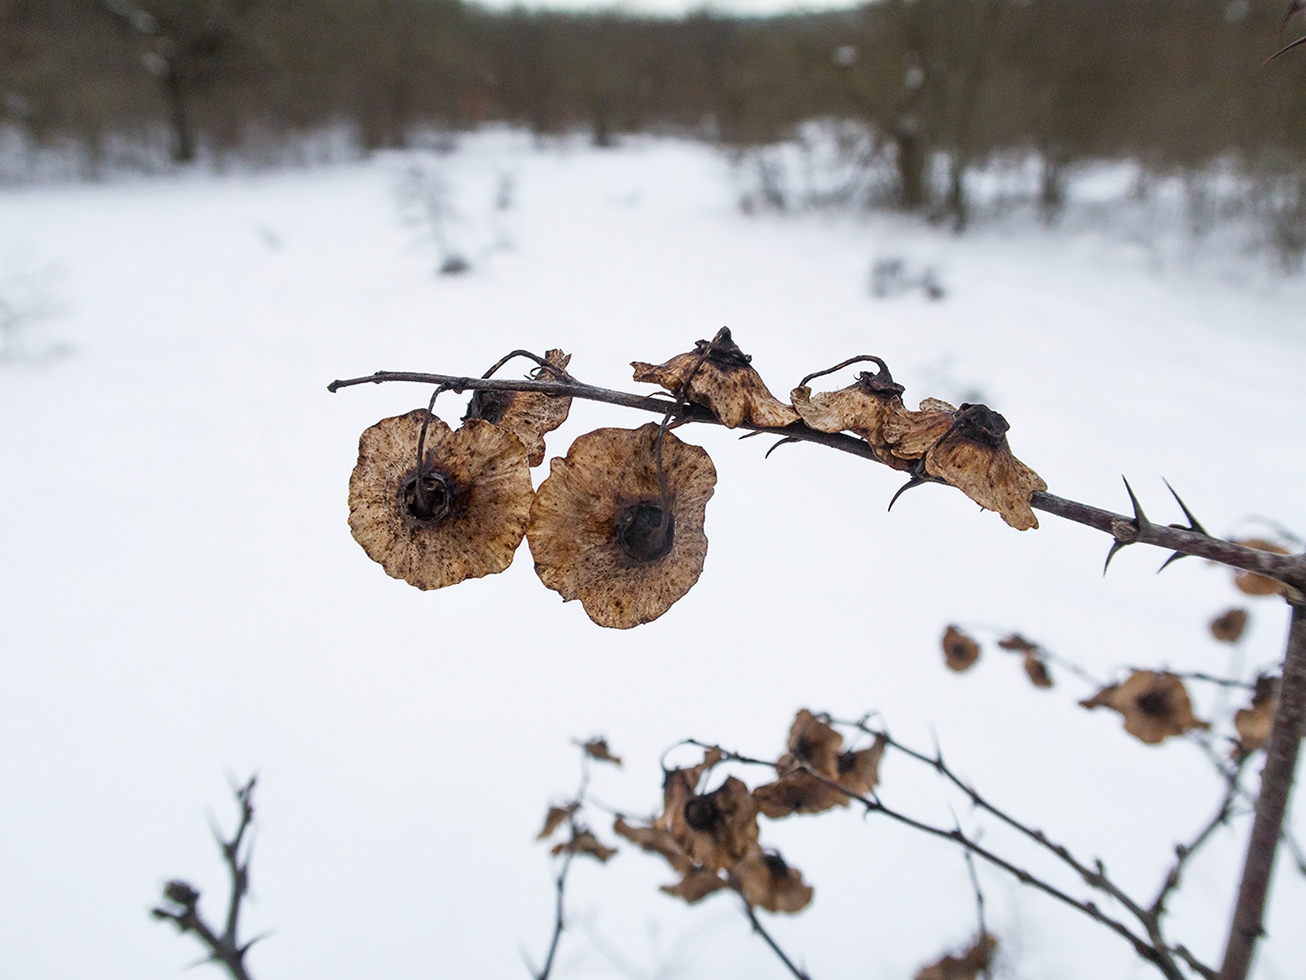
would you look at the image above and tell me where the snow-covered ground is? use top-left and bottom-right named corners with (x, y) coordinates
top-left (1, 128), bottom-right (1304, 980)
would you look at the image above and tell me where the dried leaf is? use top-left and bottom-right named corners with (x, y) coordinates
top-left (942, 626), bottom-right (981, 673)
top-left (466, 349), bottom-right (573, 467)
top-left (348, 412), bottom-right (534, 590)
top-left (1080, 671), bottom-right (1210, 745)
top-left (1231, 540), bottom-right (1291, 597)
top-left (1209, 608), bottom-right (1249, 644)
top-left (527, 423), bottom-right (717, 629)
top-left (579, 738), bottom-right (622, 766)
top-left (536, 803), bottom-right (579, 841)
top-left (914, 933), bottom-right (998, 980)
top-left (632, 328), bottom-right (799, 429)
top-left (923, 403), bottom-right (1046, 530)
top-left (613, 816), bottom-right (694, 873)
top-left (659, 867), bottom-right (729, 904)
top-left (1234, 674), bottom-right (1279, 755)
top-left (551, 829), bottom-right (617, 863)
top-left (733, 847), bottom-right (813, 914)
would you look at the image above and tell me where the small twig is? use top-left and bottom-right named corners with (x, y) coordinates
top-left (957, 825), bottom-right (993, 980)
top-left (152, 776), bottom-right (261, 980)
top-left (532, 754), bottom-right (593, 980)
top-left (1125, 670), bottom-right (1257, 691)
top-left (740, 898), bottom-right (812, 980)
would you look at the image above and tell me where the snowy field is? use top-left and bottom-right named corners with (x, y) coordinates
top-left (1, 128), bottom-right (1304, 980)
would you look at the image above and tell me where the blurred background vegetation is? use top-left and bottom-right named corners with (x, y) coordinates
top-left (3, 0), bottom-right (1305, 240)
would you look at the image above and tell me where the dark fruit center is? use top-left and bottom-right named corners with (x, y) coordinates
top-left (617, 501), bottom-right (675, 562)
top-left (403, 467), bottom-right (453, 523)
top-left (683, 796), bottom-right (720, 831)
top-left (1137, 689), bottom-right (1172, 718)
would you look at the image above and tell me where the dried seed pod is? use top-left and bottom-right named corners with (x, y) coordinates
top-left (1079, 671), bottom-right (1210, 745)
top-left (536, 803), bottom-right (579, 841)
top-left (882, 398), bottom-right (958, 460)
top-left (665, 776), bottom-right (760, 872)
top-left (1232, 539), bottom-right (1291, 597)
top-left (659, 867), bottom-right (729, 904)
top-left (578, 737), bottom-right (622, 766)
top-left (527, 423), bottom-right (717, 629)
top-left (732, 847), bottom-right (813, 914)
top-left (465, 349), bottom-right (572, 467)
top-left (752, 771), bottom-right (850, 818)
top-left (1209, 608), bottom-right (1249, 644)
top-left (613, 817), bottom-right (693, 873)
top-left (551, 828), bottom-right (617, 863)
top-left (790, 359), bottom-right (911, 465)
top-left (996, 633), bottom-right (1037, 651)
top-left (914, 934), bottom-right (998, 980)
top-left (1023, 651), bottom-right (1054, 689)
top-left (835, 736), bottom-right (887, 796)
top-left (348, 412), bottom-right (533, 590)
top-left (777, 709), bottom-right (844, 778)
top-left (632, 328), bottom-right (799, 429)
top-left (921, 403), bottom-right (1047, 530)
top-left (1234, 674), bottom-right (1279, 755)
top-left (942, 626), bottom-right (981, 672)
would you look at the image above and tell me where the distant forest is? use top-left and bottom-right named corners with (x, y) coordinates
top-left (3, 0), bottom-right (1305, 187)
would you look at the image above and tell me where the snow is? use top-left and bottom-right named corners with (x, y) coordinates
top-left (0, 128), bottom-right (1304, 980)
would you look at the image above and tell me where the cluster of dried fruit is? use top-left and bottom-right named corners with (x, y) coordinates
top-left (940, 625), bottom-right (1053, 687)
top-left (347, 335), bottom-right (1048, 629)
top-left (538, 710), bottom-right (885, 916)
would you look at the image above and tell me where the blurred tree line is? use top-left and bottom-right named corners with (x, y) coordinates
top-left (2, 0), bottom-right (1305, 202)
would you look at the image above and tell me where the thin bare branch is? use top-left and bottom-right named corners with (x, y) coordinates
top-left (740, 898), bottom-right (812, 980)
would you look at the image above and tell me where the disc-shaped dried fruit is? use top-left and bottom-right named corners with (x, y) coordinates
top-left (1023, 652), bottom-right (1054, 689)
top-left (613, 816), bottom-right (693, 873)
top-left (1079, 671), bottom-right (1210, 745)
top-left (659, 867), bottom-right (729, 904)
top-left (882, 397), bottom-right (958, 460)
top-left (790, 359), bottom-right (910, 461)
top-left (942, 626), bottom-right (981, 672)
top-left (922, 403), bottom-right (1047, 531)
top-left (632, 328), bottom-right (799, 429)
top-left (464, 349), bottom-right (572, 466)
top-left (835, 736), bottom-right (887, 796)
top-left (666, 776), bottom-right (760, 872)
top-left (753, 771), bottom-right (850, 818)
top-left (1234, 674), bottom-right (1278, 755)
top-left (914, 934), bottom-right (998, 980)
top-left (1210, 608), bottom-right (1249, 644)
top-left (527, 423), bottom-right (717, 629)
top-left (733, 847), bottom-right (813, 914)
top-left (1232, 539), bottom-right (1291, 597)
top-left (777, 709), bottom-right (843, 778)
top-left (348, 412), bottom-right (533, 590)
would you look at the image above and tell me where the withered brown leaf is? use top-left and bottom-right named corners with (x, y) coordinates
top-left (942, 626), bottom-right (981, 672)
top-left (348, 412), bottom-right (534, 590)
top-left (632, 328), bottom-right (799, 429)
top-left (1079, 671), bottom-right (1210, 745)
top-left (527, 423), bottom-right (716, 629)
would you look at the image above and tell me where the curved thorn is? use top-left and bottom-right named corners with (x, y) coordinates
top-left (1157, 551), bottom-right (1188, 574)
top-left (737, 429), bottom-right (766, 440)
top-left (1163, 479), bottom-right (1208, 535)
top-left (765, 436), bottom-right (799, 459)
top-left (1103, 540), bottom-right (1128, 576)
top-left (888, 475), bottom-right (926, 512)
top-left (1121, 477), bottom-right (1150, 530)
top-left (1264, 33), bottom-right (1306, 66)
top-left (799, 354), bottom-right (892, 389)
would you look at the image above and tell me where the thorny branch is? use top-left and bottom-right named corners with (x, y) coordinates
top-left (152, 776), bottom-right (261, 980)
top-left (741, 898), bottom-right (812, 980)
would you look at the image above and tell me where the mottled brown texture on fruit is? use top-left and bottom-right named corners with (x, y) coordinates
top-left (632, 338), bottom-right (798, 429)
top-left (527, 424), bottom-right (716, 629)
top-left (665, 775), bottom-right (759, 872)
top-left (1210, 608), bottom-right (1250, 643)
top-left (613, 817), bottom-right (694, 873)
top-left (733, 847), bottom-right (813, 913)
top-left (942, 626), bottom-right (981, 672)
top-left (659, 867), bottom-right (729, 904)
top-left (467, 349), bottom-right (572, 466)
top-left (882, 398), bottom-right (958, 460)
top-left (791, 383), bottom-right (906, 444)
top-left (1234, 674), bottom-right (1279, 754)
top-left (914, 934), bottom-right (998, 980)
top-left (922, 403), bottom-right (1046, 531)
top-left (348, 412), bottom-right (533, 590)
top-left (1080, 671), bottom-right (1210, 745)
